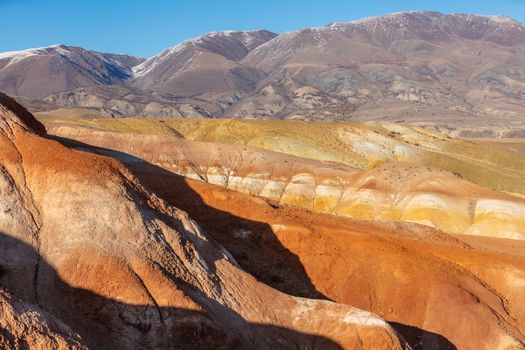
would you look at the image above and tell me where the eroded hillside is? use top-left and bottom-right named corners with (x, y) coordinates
top-left (39, 122), bottom-right (525, 349)
top-left (1, 93), bottom-right (522, 349)
top-left (0, 93), bottom-right (407, 349)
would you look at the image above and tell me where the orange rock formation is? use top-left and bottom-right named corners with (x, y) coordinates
top-left (0, 93), bottom-right (407, 349)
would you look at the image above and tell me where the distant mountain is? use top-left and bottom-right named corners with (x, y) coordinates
top-left (3, 12), bottom-right (525, 133)
top-left (131, 30), bottom-right (278, 114)
top-left (0, 45), bottom-right (144, 98)
top-left (133, 30), bottom-right (278, 80)
top-left (22, 31), bottom-right (278, 117)
top-left (233, 11), bottom-right (525, 128)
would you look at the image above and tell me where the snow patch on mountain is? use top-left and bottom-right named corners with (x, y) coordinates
top-left (132, 42), bottom-right (190, 78)
top-left (325, 11), bottom-right (522, 31)
top-left (0, 44), bottom-right (67, 69)
top-left (484, 15), bottom-right (520, 24)
top-left (132, 30), bottom-right (276, 78)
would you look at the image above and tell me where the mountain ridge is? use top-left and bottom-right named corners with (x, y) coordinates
top-left (2, 11), bottom-right (525, 134)
top-left (0, 44), bottom-right (145, 98)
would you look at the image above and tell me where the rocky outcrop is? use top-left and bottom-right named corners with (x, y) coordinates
top-left (0, 94), bottom-right (407, 349)
top-left (0, 288), bottom-right (89, 350)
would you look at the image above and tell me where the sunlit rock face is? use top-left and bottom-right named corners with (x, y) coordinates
top-left (0, 288), bottom-right (89, 350)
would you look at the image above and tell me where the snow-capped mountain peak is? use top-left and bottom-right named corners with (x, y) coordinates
top-left (0, 44), bottom-right (72, 68)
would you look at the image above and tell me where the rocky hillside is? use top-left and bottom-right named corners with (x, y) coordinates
top-left (0, 93), bottom-right (409, 349)
top-left (0, 288), bottom-right (89, 349)
top-left (40, 117), bottom-right (525, 196)
top-left (151, 175), bottom-right (525, 350)
top-left (234, 11), bottom-right (525, 127)
top-left (41, 115), bottom-right (525, 349)
top-left (46, 124), bottom-right (525, 240)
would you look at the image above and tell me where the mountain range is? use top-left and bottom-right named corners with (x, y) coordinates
top-left (2, 11), bottom-right (525, 134)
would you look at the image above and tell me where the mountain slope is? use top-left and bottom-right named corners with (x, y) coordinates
top-left (232, 11), bottom-right (525, 125)
top-left (133, 30), bottom-right (277, 79)
top-left (131, 30), bottom-right (277, 113)
top-left (0, 45), bottom-right (144, 98)
top-left (45, 122), bottom-right (525, 239)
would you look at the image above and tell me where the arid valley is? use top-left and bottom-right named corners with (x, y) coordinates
top-left (1, 5), bottom-right (525, 350)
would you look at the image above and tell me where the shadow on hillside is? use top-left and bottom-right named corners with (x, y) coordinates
top-left (49, 135), bottom-right (457, 350)
top-left (0, 232), bottom-right (345, 349)
top-left (391, 323), bottom-right (457, 350)
top-left (51, 135), bottom-right (328, 300)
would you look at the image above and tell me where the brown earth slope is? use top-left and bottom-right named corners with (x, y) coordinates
top-left (0, 93), bottom-right (407, 349)
top-left (0, 45), bottom-right (143, 99)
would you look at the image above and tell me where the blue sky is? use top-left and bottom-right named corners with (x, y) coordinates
top-left (1, 0), bottom-right (524, 57)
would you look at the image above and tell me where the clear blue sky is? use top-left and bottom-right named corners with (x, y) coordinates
top-left (1, 0), bottom-right (524, 57)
